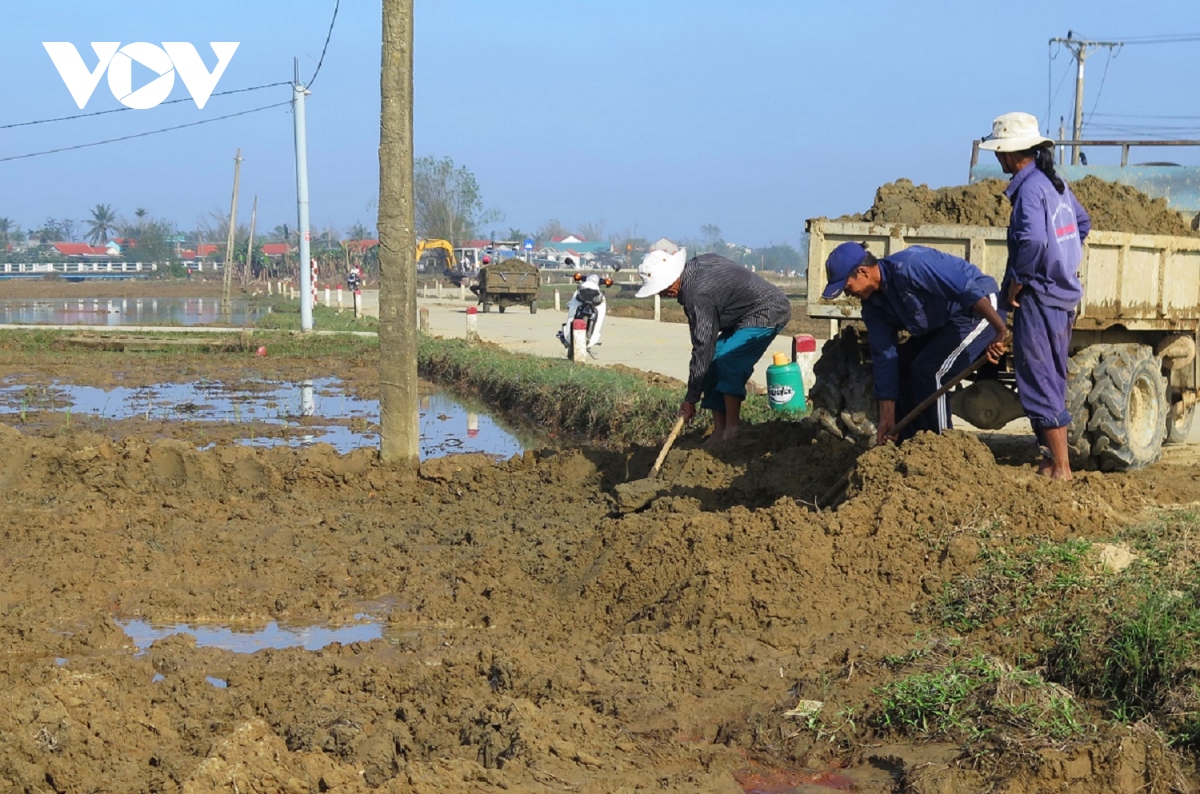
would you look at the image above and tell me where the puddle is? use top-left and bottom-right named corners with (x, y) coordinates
top-left (54, 658), bottom-right (68, 666)
top-left (206, 676), bottom-right (228, 688)
top-left (734, 765), bottom-right (857, 793)
top-left (0, 297), bottom-right (269, 327)
top-left (118, 618), bottom-right (384, 654)
top-left (0, 377), bottom-right (531, 459)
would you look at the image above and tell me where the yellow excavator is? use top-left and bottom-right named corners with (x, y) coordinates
top-left (416, 238), bottom-right (455, 273)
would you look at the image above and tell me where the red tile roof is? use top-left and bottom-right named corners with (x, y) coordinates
top-left (53, 242), bottom-right (109, 256)
top-left (341, 239), bottom-right (378, 251)
top-left (261, 243), bottom-right (291, 256)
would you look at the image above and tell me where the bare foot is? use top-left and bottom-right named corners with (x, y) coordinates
top-left (722, 425), bottom-right (741, 443)
top-left (1037, 458), bottom-right (1054, 477)
top-left (1050, 467), bottom-right (1073, 481)
top-left (703, 430), bottom-right (726, 449)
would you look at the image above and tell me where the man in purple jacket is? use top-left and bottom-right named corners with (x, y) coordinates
top-left (823, 243), bottom-right (1009, 445)
top-left (980, 112), bottom-right (1090, 480)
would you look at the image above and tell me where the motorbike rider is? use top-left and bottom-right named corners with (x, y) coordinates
top-left (557, 270), bottom-right (609, 351)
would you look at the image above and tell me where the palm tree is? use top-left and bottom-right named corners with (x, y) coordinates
top-left (0, 217), bottom-right (17, 249)
top-left (85, 204), bottom-right (118, 244)
top-left (347, 221), bottom-right (371, 242)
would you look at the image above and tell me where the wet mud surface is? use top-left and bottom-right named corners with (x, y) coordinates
top-left (3, 321), bottom-right (1200, 791)
top-left (3, 394), bottom-right (1199, 791)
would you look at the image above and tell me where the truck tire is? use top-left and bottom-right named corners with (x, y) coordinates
top-left (530, 301), bottom-right (537, 314)
top-left (808, 327), bottom-right (877, 441)
top-left (1085, 344), bottom-right (1168, 471)
top-left (481, 299), bottom-right (491, 313)
top-left (1066, 347), bottom-right (1104, 470)
top-left (498, 304), bottom-right (506, 313)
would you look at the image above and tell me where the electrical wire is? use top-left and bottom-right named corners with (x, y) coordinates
top-left (0, 81), bottom-right (291, 131)
top-left (0, 101), bottom-right (290, 163)
top-left (306, 0), bottom-right (341, 88)
top-left (1100, 33), bottom-right (1200, 44)
top-left (1082, 46), bottom-right (1119, 133)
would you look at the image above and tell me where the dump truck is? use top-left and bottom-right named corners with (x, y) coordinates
top-left (470, 257), bottom-right (540, 313)
top-left (806, 218), bottom-right (1200, 471)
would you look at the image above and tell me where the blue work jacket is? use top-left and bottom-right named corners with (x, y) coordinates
top-left (862, 246), bottom-right (999, 401)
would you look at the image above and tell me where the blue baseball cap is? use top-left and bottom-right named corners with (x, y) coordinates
top-left (821, 242), bottom-right (870, 299)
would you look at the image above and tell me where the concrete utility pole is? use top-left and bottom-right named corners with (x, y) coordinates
top-left (293, 59), bottom-right (314, 331)
top-left (378, 0), bottom-right (420, 466)
top-left (1049, 31), bottom-right (1123, 165)
top-left (221, 148), bottom-right (243, 314)
top-left (244, 195), bottom-right (257, 287)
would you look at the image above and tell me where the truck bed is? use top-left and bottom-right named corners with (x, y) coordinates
top-left (806, 219), bottom-right (1200, 332)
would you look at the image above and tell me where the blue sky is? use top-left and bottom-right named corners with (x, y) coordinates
top-left (2, 0), bottom-right (1197, 247)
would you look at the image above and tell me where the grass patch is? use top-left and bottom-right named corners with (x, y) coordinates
top-left (0, 329), bottom-right (378, 359)
top-left (935, 510), bottom-right (1200, 749)
top-left (253, 299), bottom-right (379, 333)
top-left (418, 336), bottom-right (680, 447)
top-left (875, 651), bottom-right (1086, 747)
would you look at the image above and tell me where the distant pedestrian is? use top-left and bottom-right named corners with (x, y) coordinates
top-left (636, 250), bottom-right (791, 447)
top-left (821, 242), bottom-right (1008, 444)
top-left (979, 111), bottom-right (1090, 480)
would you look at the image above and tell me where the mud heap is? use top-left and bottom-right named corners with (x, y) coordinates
top-left (0, 419), bottom-right (1188, 792)
top-left (841, 175), bottom-right (1198, 236)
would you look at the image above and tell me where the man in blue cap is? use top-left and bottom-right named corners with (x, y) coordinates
top-left (822, 242), bottom-right (1009, 445)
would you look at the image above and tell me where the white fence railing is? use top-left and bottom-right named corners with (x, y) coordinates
top-left (1, 262), bottom-right (158, 274)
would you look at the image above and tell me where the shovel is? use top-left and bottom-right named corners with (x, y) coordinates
top-left (613, 414), bottom-right (687, 512)
top-left (818, 351), bottom-right (994, 508)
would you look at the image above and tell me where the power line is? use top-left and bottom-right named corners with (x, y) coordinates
top-left (0, 101), bottom-right (290, 163)
top-left (1093, 112), bottom-right (1200, 120)
top-left (0, 81), bottom-right (290, 131)
top-left (1082, 47), bottom-right (1117, 132)
top-left (307, 0), bottom-right (341, 88)
top-left (1099, 33), bottom-right (1200, 44)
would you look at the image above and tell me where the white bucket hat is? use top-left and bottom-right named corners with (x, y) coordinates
top-left (978, 112), bottom-right (1053, 153)
top-left (635, 249), bottom-right (687, 298)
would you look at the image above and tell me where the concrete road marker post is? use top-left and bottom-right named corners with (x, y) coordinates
top-left (466, 305), bottom-right (479, 342)
top-left (337, 285), bottom-right (344, 312)
top-left (555, 290), bottom-right (561, 312)
top-left (571, 319), bottom-right (587, 364)
top-left (419, 306), bottom-right (430, 333)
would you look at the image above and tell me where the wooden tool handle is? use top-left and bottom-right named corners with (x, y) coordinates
top-left (649, 415), bottom-right (687, 479)
top-left (887, 351), bottom-right (992, 439)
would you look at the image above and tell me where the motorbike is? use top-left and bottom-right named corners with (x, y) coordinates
top-left (557, 273), bottom-right (612, 360)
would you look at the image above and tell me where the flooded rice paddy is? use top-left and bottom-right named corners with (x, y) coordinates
top-left (0, 376), bottom-right (529, 459)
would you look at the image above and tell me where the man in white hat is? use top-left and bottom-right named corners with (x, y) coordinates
top-left (636, 250), bottom-right (791, 446)
top-left (979, 111), bottom-right (1091, 480)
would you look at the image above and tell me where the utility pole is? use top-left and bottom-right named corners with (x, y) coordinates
top-left (244, 195), bottom-right (257, 287)
top-left (378, 0), bottom-right (419, 466)
top-left (221, 148), bottom-right (243, 314)
top-left (1049, 31), bottom-right (1123, 165)
top-left (293, 59), bottom-right (314, 331)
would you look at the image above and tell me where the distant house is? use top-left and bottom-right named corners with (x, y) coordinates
top-left (52, 242), bottom-right (112, 259)
top-left (179, 243), bottom-right (220, 261)
top-left (650, 237), bottom-right (681, 254)
top-left (537, 235), bottom-right (613, 265)
top-left (340, 239), bottom-right (378, 253)
top-left (261, 242), bottom-right (293, 259)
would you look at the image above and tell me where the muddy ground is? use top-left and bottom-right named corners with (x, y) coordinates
top-left (2, 336), bottom-right (1200, 793)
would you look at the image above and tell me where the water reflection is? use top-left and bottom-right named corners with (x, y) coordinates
top-left (0, 297), bottom-right (269, 327)
top-left (0, 377), bottom-right (530, 459)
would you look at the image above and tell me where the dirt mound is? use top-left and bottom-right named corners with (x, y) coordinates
top-left (0, 421), bottom-right (1192, 792)
top-left (840, 176), bottom-right (1198, 236)
top-left (1072, 175), bottom-right (1198, 237)
top-left (839, 178), bottom-right (1012, 227)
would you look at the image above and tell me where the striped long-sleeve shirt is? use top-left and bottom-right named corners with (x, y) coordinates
top-left (676, 254), bottom-right (792, 404)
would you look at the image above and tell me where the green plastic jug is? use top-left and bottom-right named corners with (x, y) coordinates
top-left (766, 352), bottom-right (805, 413)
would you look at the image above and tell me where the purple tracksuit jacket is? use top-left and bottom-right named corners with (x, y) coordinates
top-left (1003, 162), bottom-right (1090, 437)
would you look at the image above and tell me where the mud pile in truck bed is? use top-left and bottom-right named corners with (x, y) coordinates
top-left (840, 176), bottom-right (1198, 236)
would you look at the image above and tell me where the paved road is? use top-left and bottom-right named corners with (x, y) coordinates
top-left (359, 289), bottom-right (797, 392)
